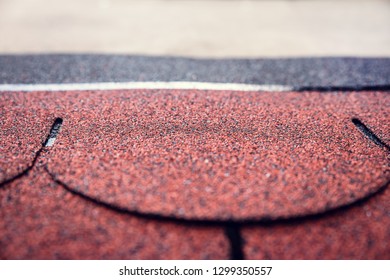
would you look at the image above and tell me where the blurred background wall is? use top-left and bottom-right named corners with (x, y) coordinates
top-left (0, 0), bottom-right (389, 57)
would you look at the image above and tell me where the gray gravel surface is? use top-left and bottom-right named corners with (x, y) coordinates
top-left (1, 55), bottom-right (389, 90)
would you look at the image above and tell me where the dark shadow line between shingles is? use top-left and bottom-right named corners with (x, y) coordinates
top-left (352, 118), bottom-right (390, 151)
top-left (45, 167), bottom-right (248, 259)
top-left (0, 148), bottom-right (42, 188)
top-left (225, 224), bottom-right (244, 260)
top-left (294, 85), bottom-right (390, 92)
top-left (0, 117), bottom-right (63, 188)
top-left (45, 168), bottom-right (390, 227)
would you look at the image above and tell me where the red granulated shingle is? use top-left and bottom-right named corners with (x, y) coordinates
top-left (241, 186), bottom-right (390, 259)
top-left (0, 154), bottom-right (229, 259)
top-left (0, 94), bottom-right (54, 183)
top-left (0, 89), bottom-right (389, 260)
top-left (5, 90), bottom-right (388, 221)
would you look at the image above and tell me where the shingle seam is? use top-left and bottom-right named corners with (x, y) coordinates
top-left (0, 84), bottom-right (390, 93)
top-left (225, 224), bottom-right (244, 260)
top-left (294, 85), bottom-right (390, 92)
top-left (352, 118), bottom-right (390, 151)
top-left (0, 117), bottom-right (63, 188)
top-left (0, 149), bottom-right (42, 189)
top-left (45, 167), bottom-right (390, 226)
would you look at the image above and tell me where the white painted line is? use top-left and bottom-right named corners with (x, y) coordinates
top-left (0, 82), bottom-right (292, 92)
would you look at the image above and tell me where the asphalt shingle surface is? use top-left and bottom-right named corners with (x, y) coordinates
top-left (38, 90), bottom-right (390, 221)
top-left (1, 56), bottom-right (389, 259)
top-left (0, 156), bottom-right (229, 259)
top-left (1, 56), bottom-right (390, 89)
top-left (0, 89), bottom-right (389, 259)
top-left (0, 96), bottom-right (53, 183)
top-left (242, 186), bottom-right (390, 259)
